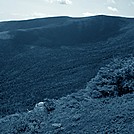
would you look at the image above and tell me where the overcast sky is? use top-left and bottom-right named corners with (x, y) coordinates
top-left (0, 0), bottom-right (134, 21)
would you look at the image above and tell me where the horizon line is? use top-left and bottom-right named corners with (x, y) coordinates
top-left (0, 14), bottom-right (134, 23)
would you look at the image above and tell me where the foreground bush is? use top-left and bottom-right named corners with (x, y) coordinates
top-left (86, 56), bottom-right (134, 98)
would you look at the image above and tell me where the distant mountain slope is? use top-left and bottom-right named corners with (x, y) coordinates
top-left (0, 16), bottom-right (71, 32)
top-left (0, 15), bottom-right (134, 117)
top-left (1, 15), bottom-right (133, 47)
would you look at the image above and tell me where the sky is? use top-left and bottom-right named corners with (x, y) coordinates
top-left (0, 0), bottom-right (134, 21)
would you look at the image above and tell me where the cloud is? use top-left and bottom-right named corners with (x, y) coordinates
top-left (46, 0), bottom-right (72, 5)
top-left (31, 12), bottom-right (47, 18)
top-left (82, 12), bottom-right (109, 17)
top-left (107, 0), bottom-right (116, 4)
top-left (108, 6), bottom-right (118, 12)
top-left (83, 12), bottom-right (95, 17)
top-left (57, 0), bottom-right (72, 5)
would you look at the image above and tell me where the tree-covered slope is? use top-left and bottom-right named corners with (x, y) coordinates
top-left (0, 56), bottom-right (134, 134)
top-left (0, 15), bottom-right (134, 117)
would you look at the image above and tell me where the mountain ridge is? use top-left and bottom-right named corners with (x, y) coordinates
top-left (0, 15), bottom-right (133, 32)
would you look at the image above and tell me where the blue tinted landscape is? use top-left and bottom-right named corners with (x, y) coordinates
top-left (0, 15), bottom-right (134, 134)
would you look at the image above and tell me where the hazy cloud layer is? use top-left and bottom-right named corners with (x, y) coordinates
top-left (10, 12), bottom-right (48, 20)
top-left (0, 0), bottom-right (133, 21)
